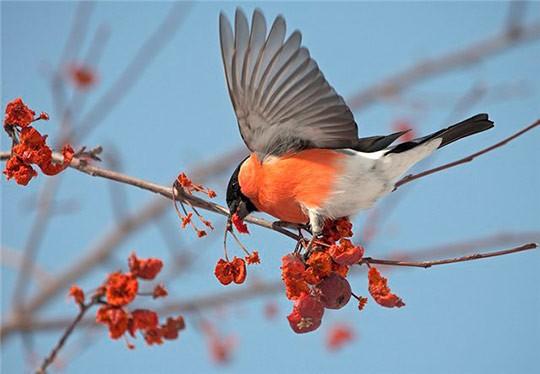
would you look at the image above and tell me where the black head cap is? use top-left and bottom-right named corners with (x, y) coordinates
top-left (226, 159), bottom-right (257, 220)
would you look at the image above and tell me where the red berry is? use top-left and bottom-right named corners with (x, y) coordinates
top-left (287, 294), bottom-right (324, 334)
top-left (294, 293), bottom-right (324, 320)
top-left (287, 308), bottom-right (322, 334)
top-left (316, 273), bottom-right (352, 309)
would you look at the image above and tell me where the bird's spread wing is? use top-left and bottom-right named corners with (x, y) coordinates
top-left (219, 8), bottom-right (359, 158)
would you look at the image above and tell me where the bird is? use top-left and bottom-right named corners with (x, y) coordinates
top-left (221, 8), bottom-right (494, 236)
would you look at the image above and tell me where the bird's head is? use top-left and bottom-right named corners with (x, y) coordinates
top-left (226, 160), bottom-right (257, 222)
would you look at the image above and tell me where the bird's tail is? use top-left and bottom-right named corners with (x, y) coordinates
top-left (386, 113), bottom-right (494, 154)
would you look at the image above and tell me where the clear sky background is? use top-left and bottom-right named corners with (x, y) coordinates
top-left (2, 1), bottom-right (539, 373)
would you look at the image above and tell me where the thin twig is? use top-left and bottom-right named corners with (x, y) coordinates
top-left (58, 23), bottom-right (111, 141)
top-left (71, 2), bottom-right (191, 142)
top-left (0, 148), bottom-right (298, 241)
top-left (506, 1), bottom-right (528, 38)
top-left (5, 240), bottom-right (538, 336)
top-left (387, 231), bottom-right (540, 262)
top-left (35, 299), bottom-right (97, 374)
top-left (3, 230), bottom-right (538, 338)
top-left (361, 243), bottom-right (537, 268)
top-left (3, 121), bottom-right (537, 240)
top-left (1, 121), bottom-right (537, 267)
top-left (363, 81), bottom-right (491, 244)
top-left (103, 145), bottom-right (130, 221)
top-left (15, 3), bottom-right (96, 362)
top-left (0, 247), bottom-right (54, 286)
top-left (347, 21), bottom-right (540, 110)
top-left (0, 149), bottom-right (245, 322)
top-left (51, 2), bottom-right (95, 118)
top-left (11, 177), bottom-right (61, 310)
top-left (394, 120), bottom-right (540, 189)
top-left (3, 281), bottom-right (283, 335)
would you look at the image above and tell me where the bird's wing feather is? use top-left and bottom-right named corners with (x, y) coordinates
top-left (219, 8), bottom-right (358, 157)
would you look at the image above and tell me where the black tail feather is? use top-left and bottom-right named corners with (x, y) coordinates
top-left (386, 113), bottom-right (494, 154)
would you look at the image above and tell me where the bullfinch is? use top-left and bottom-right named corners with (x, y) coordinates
top-left (221, 9), bottom-right (494, 236)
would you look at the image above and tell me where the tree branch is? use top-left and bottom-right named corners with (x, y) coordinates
top-left (11, 177), bottom-right (61, 311)
top-left (2, 281), bottom-right (283, 336)
top-left (2, 120), bottom-right (537, 239)
top-left (35, 299), bottom-right (97, 374)
top-left (394, 119), bottom-right (540, 189)
top-left (348, 21), bottom-right (540, 110)
top-left (0, 247), bottom-right (54, 287)
top-left (385, 231), bottom-right (540, 262)
top-left (72, 2), bottom-right (191, 143)
top-left (0, 149), bottom-right (298, 241)
top-left (361, 242), bottom-right (537, 268)
top-left (3, 239), bottom-right (537, 337)
top-left (2, 149), bottom-right (245, 317)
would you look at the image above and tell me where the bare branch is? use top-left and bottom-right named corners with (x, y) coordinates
top-left (4, 119), bottom-right (537, 241)
top-left (2, 281), bottom-right (283, 336)
top-left (35, 299), bottom-right (98, 374)
top-left (1, 149), bottom-right (244, 318)
top-left (361, 243), bottom-right (537, 268)
top-left (58, 23), bottom-right (111, 140)
top-left (103, 145), bottom-right (130, 220)
top-left (11, 177), bottom-right (61, 310)
top-left (51, 2), bottom-right (95, 117)
top-left (3, 239), bottom-right (537, 337)
top-left (23, 199), bottom-right (167, 314)
top-left (2, 115), bottom-right (537, 267)
top-left (1, 247), bottom-right (54, 286)
top-left (72, 2), bottom-right (191, 142)
top-left (362, 81), bottom-right (492, 244)
top-left (394, 119), bottom-right (540, 189)
top-left (388, 231), bottom-right (540, 262)
top-left (347, 21), bottom-right (540, 110)
top-left (506, 1), bottom-right (528, 37)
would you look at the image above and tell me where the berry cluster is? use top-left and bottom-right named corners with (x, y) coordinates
top-left (3, 98), bottom-right (73, 185)
top-left (281, 218), bottom-right (404, 334)
top-left (214, 239), bottom-right (260, 286)
top-left (280, 218), bottom-right (364, 333)
top-left (214, 213), bottom-right (260, 285)
top-left (69, 252), bottom-right (185, 348)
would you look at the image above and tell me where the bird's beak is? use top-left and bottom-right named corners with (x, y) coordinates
top-left (234, 200), bottom-right (250, 220)
top-left (227, 200), bottom-right (249, 231)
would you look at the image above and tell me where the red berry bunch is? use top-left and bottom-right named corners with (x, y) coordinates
top-left (281, 218), bottom-right (404, 334)
top-left (69, 252), bottom-right (184, 349)
top-left (3, 98), bottom-right (73, 186)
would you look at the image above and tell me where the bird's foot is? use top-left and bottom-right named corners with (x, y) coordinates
top-left (296, 233), bottom-right (323, 258)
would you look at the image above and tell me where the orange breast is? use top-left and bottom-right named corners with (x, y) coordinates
top-left (238, 150), bottom-right (345, 223)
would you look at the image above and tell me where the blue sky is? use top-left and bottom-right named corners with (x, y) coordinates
top-left (2, 1), bottom-right (539, 373)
